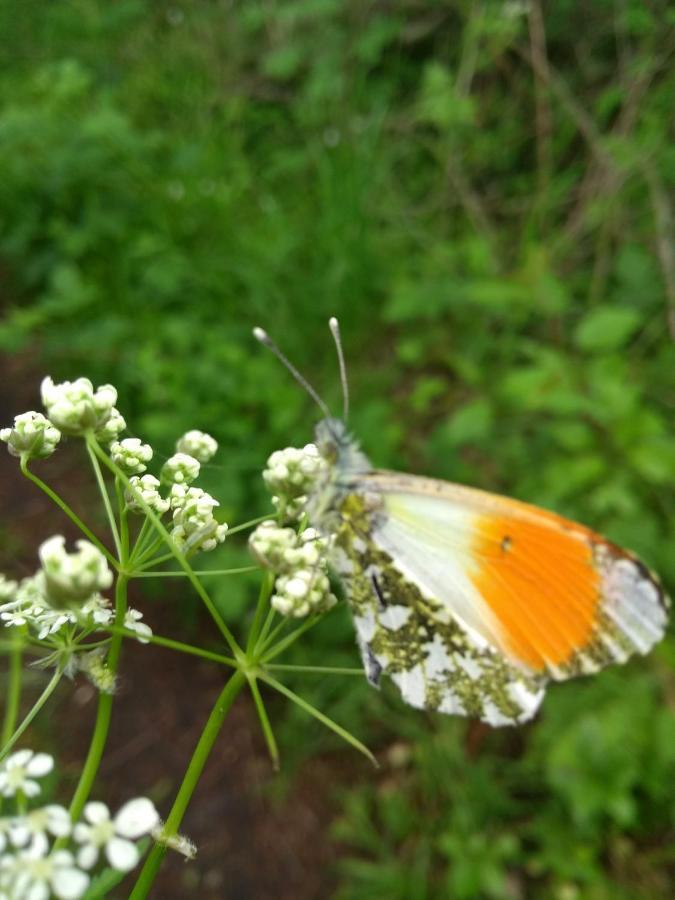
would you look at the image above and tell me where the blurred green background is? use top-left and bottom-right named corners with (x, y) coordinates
top-left (1, 1), bottom-right (674, 897)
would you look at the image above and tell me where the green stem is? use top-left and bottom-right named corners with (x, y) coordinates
top-left (67, 573), bottom-right (128, 822)
top-left (88, 437), bottom-right (241, 658)
top-left (248, 676), bottom-right (279, 769)
top-left (246, 572), bottom-right (274, 655)
top-left (0, 665), bottom-right (64, 762)
top-left (266, 664), bottom-right (364, 676)
top-left (132, 566), bottom-right (258, 579)
top-left (129, 516), bottom-right (152, 564)
top-left (106, 625), bottom-right (237, 669)
top-left (1, 637), bottom-right (23, 746)
top-left (20, 459), bottom-right (118, 569)
top-left (260, 615), bottom-right (322, 663)
top-left (129, 671), bottom-right (247, 898)
top-left (85, 440), bottom-right (122, 558)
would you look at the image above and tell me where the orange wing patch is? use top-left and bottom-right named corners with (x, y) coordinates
top-left (471, 513), bottom-right (601, 673)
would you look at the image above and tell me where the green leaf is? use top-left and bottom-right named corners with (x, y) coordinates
top-left (574, 306), bottom-right (642, 352)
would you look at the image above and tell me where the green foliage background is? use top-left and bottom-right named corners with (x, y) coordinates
top-left (0, 1), bottom-right (673, 897)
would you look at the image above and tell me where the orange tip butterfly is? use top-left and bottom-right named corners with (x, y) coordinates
top-left (254, 320), bottom-right (670, 727)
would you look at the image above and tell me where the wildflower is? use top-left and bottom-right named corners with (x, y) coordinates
top-left (73, 798), bottom-right (160, 872)
top-left (7, 805), bottom-right (71, 855)
top-left (38, 537), bottom-right (113, 609)
top-left (0, 845), bottom-right (89, 899)
top-left (125, 474), bottom-right (170, 515)
top-left (160, 453), bottom-right (200, 486)
top-left (169, 486), bottom-right (227, 553)
top-left (271, 568), bottom-right (337, 618)
top-left (263, 444), bottom-right (327, 520)
top-left (249, 523), bottom-right (330, 574)
top-left (0, 750), bottom-right (54, 798)
top-left (0, 412), bottom-right (61, 460)
top-left (40, 377), bottom-right (123, 440)
top-left (175, 430), bottom-right (218, 463)
top-left (94, 407), bottom-right (126, 445)
top-left (124, 609), bottom-right (152, 643)
top-left (110, 438), bottom-right (153, 474)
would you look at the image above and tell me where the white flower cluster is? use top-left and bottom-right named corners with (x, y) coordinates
top-left (41, 377), bottom-right (126, 443)
top-left (0, 539), bottom-right (151, 647)
top-left (160, 453), bottom-right (200, 486)
top-left (0, 751), bottom-right (160, 899)
top-left (169, 486), bottom-right (228, 554)
top-left (110, 438), bottom-right (153, 474)
top-left (250, 522), bottom-right (336, 618)
top-left (125, 474), bottom-right (170, 515)
top-left (262, 444), bottom-right (327, 521)
top-left (0, 412), bottom-right (61, 460)
top-left (175, 430), bottom-right (218, 464)
top-left (38, 537), bottom-right (113, 609)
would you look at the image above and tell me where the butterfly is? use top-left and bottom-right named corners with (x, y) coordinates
top-left (254, 320), bottom-right (670, 727)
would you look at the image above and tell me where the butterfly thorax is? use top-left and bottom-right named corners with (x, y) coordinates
top-left (307, 418), bottom-right (374, 532)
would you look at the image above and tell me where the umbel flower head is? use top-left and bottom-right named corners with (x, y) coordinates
top-left (170, 486), bottom-right (227, 554)
top-left (38, 536), bottom-right (113, 609)
top-left (110, 438), bottom-right (153, 474)
top-left (249, 522), bottom-right (336, 618)
top-left (175, 430), bottom-right (218, 464)
top-left (0, 412), bottom-right (61, 460)
top-left (263, 444), bottom-right (328, 521)
top-left (73, 798), bottom-right (160, 873)
top-left (40, 376), bottom-right (125, 441)
top-left (160, 452), bottom-right (200, 486)
top-left (125, 474), bottom-right (170, 515)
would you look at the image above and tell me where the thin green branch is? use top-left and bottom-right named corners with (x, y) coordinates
top-left (106, 625), bottom-right (237, 669)
top-left (1, 637), bottom-right (23, 746)
top-left (0, 665), bottom-right (64, 762)
top-left (247, 676), bottom-right (279, 770)
top-left (259, 673), bottom-right (377, 767)
top-left (20, 459), bottom-right (118, 569)
top-left (131, 566), bottom-right (259, 579)
top-left (260, 615), bottom-right (323, 663)
top-left (85, 440), bottom-right (122, 558)
top-left (265, 664), bottom-right (364, 676)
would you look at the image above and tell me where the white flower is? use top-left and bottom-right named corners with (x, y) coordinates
top-left (0, 845), bottom-right (89, 900)
top-left (73, 798), bottom-right (160, 873)
top-left (40, 377), bottom-right (121, 439)
top-left (94, 407), bottom-right (126, 445)
top-left (169, 486), bottom-right (227, 554)
top-left (124, 609), bottom-right (152, 643)
top-left (272, 568), bottom-right (337, 618)
top-left (0, 750), bottom-right (54, 798)
top-left (38, 537), bottom-right (113, 608)
top-left (262, 444), bottom-right (327, 521)
top-left (0, 412), bottom-right (61, 460)
top-left (110, 438), bottom-right (153, 474)
top-left (160, 453), bottom-right (200, 486)
top-left (249, 523), bottom-right (330, 574)
top-left (125, 474), bottom-right (170, 515)
top-left (7, 805), bottom-right (71, 855)
top-left (175, 430), bottom-right (218, 464)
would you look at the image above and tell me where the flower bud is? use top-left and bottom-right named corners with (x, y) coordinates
top-left (41, 377), bottom-right (122, 438)
top-left (125, 475), bottom-right (170, 515)
top-left (0, 412), bottom-right (61, 460)
top-left (160, 453), bottom-right (200, 486)
top-left (175, 430), bottom-right (218, 464)
top-left (38, 536), bottom-right (113, 609)
top-left (271, 568), bottom-right (337, 618)
top-left (111, 438), bottom-right (153, 474)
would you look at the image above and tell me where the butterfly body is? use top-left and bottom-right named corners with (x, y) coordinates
top-left (308, 418), bottom-right (669, 726)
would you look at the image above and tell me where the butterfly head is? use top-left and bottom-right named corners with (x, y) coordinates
top-left (315, 416), bottom-right (370, 477)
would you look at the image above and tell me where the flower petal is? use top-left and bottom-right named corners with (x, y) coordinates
top-left (83, 801), bottom-right (110, 825)
top-left (114, 798), bottom-right (159, 839)
top-left (106, 836), bottom-right (139, 872)
top-left (76, 843), bottom-right (98, 870)
top-left (51, 867), bottom-right (90, 900)
top-left (26, 753), bottom-right (54, 777)
top-left (6, 749), bottom-right (32, 768)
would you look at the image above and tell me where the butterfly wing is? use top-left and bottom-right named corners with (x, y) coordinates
top-left (330, 470), bottom-right (668, 726)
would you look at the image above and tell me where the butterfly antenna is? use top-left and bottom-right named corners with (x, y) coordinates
top-left (329, 316), bottom-right (349, 422)
top-left (253, 326), bottom-right (332, 419)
